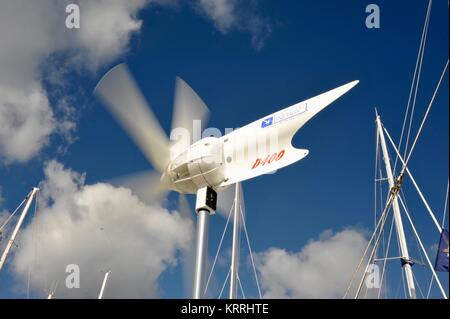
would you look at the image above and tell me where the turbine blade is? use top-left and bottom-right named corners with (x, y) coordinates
top-left (107, 170), bottom-right (168, 205)
top-left (94, 63), bottom-right (170, 172)
top-left (216, 184), bottom-right (236, 219)
top-left (170, 77), bottom-right (210, 158)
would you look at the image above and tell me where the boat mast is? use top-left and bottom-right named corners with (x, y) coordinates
top-left (0, 187), bottom-right (39, 272)
top-left (375, 115), bottom-right (416, 299)
top-left (98, 271), bottom-right (110, 299)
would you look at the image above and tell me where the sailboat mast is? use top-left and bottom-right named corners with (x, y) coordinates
top-left (375, 115), bottom-right (416, 299)
top-left (98, 271), bottom-right (110, 299)
top-left (0, 187), bottom-right (39, 272)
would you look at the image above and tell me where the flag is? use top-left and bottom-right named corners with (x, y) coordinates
top-left (434, 229), bottom-right (449, 272)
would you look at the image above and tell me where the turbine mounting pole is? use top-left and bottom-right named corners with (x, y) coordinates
top-left (375, 114), bottom-right (416, 299)
top-left (229, 182), bottom-right (240, 299)
top-left (0, 187), bottom-right (39, 273)
top-left (193, 186), bottom-right (217, 299)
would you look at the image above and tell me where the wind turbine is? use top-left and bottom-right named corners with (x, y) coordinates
top-left (94, 63), bottom-right (359, 298)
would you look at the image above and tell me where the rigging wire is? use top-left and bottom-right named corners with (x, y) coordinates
top-left (204, 199), bottom-right (234, 296)
top-left (401, 59), bottom-right (449, 172)
top-left (377, 212), bottom-right (396, 299)
top-left (0, 197), bottom-right (27, 232)
top-left (394, 270), bottom-right (403, 299)
top-left (394, 0), bottom-right (432, 172)
top-left (441, 180), bottom-right (449, 228)
top-left (412, 270), bottom-right (425, 299)
top-left (384, 126), bottom-right (442, 233)
top-left (355, 199), bottom-right (394, 299)
top-left (240, 204), bottom-right (262, 299)
top-left (237, 274), bottom-right (246, 299)
top-left (344, 188), bottom-right (395, 298)
top-left (218, 268), bottom-right (231, 299)
top-left (398, 196), bottom-right (448, 298)
top-left (402, 0), bottom-right (432, 161)
top-left (400, 188), bottom-right (431, 293)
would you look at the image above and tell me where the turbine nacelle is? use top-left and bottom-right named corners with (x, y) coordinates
top-left (162, 136), bottom-right (226, 194)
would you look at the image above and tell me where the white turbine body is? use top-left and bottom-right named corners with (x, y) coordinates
top-left (95, 63), bottom-right (358, 196)
top-left (161, 81), bottom-right (359, 193)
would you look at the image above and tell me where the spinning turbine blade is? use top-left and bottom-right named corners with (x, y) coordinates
top-left (108, 170), bottom-right (168, 205)
top-left (94, 63), bottom-right (170, 172)
top-left (170, 77), bottom-right (210, 158)
top-left (216, 183), bottom-right (236, 218)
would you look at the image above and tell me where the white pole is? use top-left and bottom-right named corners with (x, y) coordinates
top-left (98, 271), bottom-right (110, 299)
top-left (0, 187), bottom-right (39, 272)
top-left (397, 196), bottom-right (448, 299)
top-left (229, 183), bottom-right (240, 299)
top-left (192, 187), bottom-right (217, 299)
top-left (376, 115), bottom-right (416, 299)
top-left (192, 210), bottom-right (210, 299)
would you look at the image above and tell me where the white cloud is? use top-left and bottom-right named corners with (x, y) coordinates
top-left (68, 0), bottom-right (148, 70)
top-left (0, 0), bottom-right (270, 164)
top-left (0, 0), bottom-right (150, 164)
top-left (0, 85), bottom-right (55, 163)
top-left (11, 160), bottom-right (192, 298)
top-left (195, 0), bottom-right (271, 50)
top-left (198, 0), bottom-right (237, 32)
top-left (255, 229), bottom-right (369, 298)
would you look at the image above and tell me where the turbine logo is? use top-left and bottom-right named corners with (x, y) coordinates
top-left (261, 116), bottom-right (273, 128)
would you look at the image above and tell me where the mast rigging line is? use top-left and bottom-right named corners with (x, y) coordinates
top-left (442, 181), bottom-right (449, 228)
top-left (400, 59), bottom-right (449, 175)
top-left (203, 199), bottom-right (234, 296)
top-left (343, 188), bottom-right (396, 299)
top-left (0, 197), bottom-right (27, 232)
top-left (383, 126), bottom-right (442, 233)
top-left (394, 0), bottom-right (432, 172)
top-left (354, 197), bottom-right (395, 299)
top-left (239, 203), bottom-right (262, 299)
top-left (397, 195), bottom-right (448, 299)
top-left (402, 0), bottom-right (432, 162)
top-left (218, 268), bottom-right (231, 299)
top-left (377, 211), bottom-right (396, 299)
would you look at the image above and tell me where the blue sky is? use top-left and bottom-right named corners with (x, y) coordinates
top-left (0, 0), bottom-right (448, 298)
